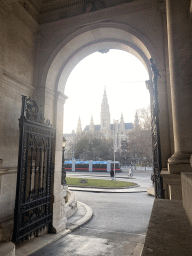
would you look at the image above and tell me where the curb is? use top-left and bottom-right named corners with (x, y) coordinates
top-left (68, 184), bottom-right (139, 189)
top-left (68, 175), bottom-right (135, 179)
top-left (66, 201), bottom-right (93, 231)
top-left (64, 190), bottom-right (78, 218)
top-left (68, 186), bottom-right (147, 193)
top-left (147, 187), bottom-right (155, 197)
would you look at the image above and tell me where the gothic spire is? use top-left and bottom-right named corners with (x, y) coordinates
top-left (76, 116), bottom-right (82, 135)
top-left (120, 113), bottom-right (124, 123)
top-left (119, 113), bottom-right (125, 131)
top-left (134, 111), bottom-right (140, 129)
top-left (100, 87), bottom-right (110, 130)
top-left (89, 115), bottom-right (95, 132)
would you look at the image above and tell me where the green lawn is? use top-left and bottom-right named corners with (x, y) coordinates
top-left (66, 177), bottom-right (137, 188)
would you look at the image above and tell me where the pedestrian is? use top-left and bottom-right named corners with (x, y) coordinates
top-left (151, 173), bottom-right (155, 186)
top-left (130, 163), bottom-right (133, 171)
top-left (110, 169), bottom-right (114, 180)
top-left (128, 164), bottom-right (133, 177)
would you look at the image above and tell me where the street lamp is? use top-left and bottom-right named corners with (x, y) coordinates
top-left (113, 120), bottom-right (119, 180)
top-left (62, 137), bottom-right (67, 185)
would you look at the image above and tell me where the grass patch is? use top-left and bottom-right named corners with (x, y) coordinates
top-left (66, 177), bottom-right (137, 188)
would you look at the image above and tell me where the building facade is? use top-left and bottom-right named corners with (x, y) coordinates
top-left (64, 88), bottom-right (133, 159)
top-left (84, 88), bottom-right (133, 145)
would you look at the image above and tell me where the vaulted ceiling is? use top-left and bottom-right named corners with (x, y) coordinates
top-left (1, 0), bottom-right (166, 24)
top-left (18, 0), bottom-right (136, 24)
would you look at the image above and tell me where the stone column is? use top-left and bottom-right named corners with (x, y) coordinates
top-left (0, 41), bottom-right (3, 90)
top-left (163, 0), bottom-right (192, 199)
top-left (166, 0), bottom-right (192, 172)
top-left (52, 91), bottom-right (68, 233)
top-left (0, 42), bottom-right (3, 166)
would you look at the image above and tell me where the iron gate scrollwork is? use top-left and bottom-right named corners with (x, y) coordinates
top-left (149, 58), bottom-right (164, 199)
top-left (12, 96), bottom-right (55, 242)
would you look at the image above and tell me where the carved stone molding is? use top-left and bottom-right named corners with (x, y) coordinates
top-left (18, 0), bottom-right (40, 21)
top-left (158, 0), bottom-right (166, 14)
top-left (3, 70), bottom-right (35, 94)
top-left (40, 0), bottom-right (152, 32)
top-left (0, 0), bottom-right (15, 15)
top-left (0, 1), bottom-right (39, 31)
top-left (83, 0), bottom-right (105, 13)
top-left (57, 91), bottom-right (68, 104)
top-left (13, 2), bottom-right (39, 32)
top-left (35, 86), bottom-right (57, 102)
top-left (145, 80), bottom-right (153, 95)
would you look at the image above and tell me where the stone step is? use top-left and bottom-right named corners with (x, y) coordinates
top-left (142, 199), bottom-right (192, 256)
top-left (0, 215), bottom-right (14, 242)
top-left (181, 172), bottom-right (192, 226)
top-left (0, 242), bottom-right (15, 256)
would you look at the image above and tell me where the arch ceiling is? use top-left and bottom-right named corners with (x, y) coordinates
top-left (44, 25), bottom-right (153, 94)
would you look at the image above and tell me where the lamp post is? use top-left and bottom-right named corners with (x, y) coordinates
top-left (62, 137), bottom-right (67, 185)
top-left (113, 120), bottom-right (119, 181)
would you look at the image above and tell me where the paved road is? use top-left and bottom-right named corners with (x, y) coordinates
top-left (32, 171), bottom-right (154, 256)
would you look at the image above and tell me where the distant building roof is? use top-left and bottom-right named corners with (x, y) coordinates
top-left (110, 123), bottom-right (133, 130)
top-left (83, 123), bottom-right (133, 132)
top-left (84, 124), bottom-right (101, 131)
top-left (63, 133), bottom-right (76, 138)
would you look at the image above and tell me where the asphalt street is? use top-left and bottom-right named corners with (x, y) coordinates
top-left (31, 170), bottom-right (154, 256)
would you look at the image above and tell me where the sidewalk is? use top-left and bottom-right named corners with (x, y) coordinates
top-left (15, 201), bottom-right (93, 256)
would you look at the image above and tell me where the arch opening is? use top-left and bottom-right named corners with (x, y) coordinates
top-left (42, 25), bottom-right (155, 174)
top-left (63, 49), bottom-right (152, 171)
top-left (64, 49), bottom-right (150, 134)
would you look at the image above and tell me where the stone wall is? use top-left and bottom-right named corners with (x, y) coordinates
top-left (0, 2), bottom-right (38, 168)
top-left (0, 2), bottom-right (38, 219)
top-left (0, 2), bottom-right (68, 235)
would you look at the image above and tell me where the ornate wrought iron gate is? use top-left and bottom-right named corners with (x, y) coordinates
top-left (12, 96), bottom-right (55, 242)
top-left (150, 58), bottom-right (164, 199)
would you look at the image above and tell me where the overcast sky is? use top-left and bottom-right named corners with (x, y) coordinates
top-left (63, 49), bottom-right (150, 134)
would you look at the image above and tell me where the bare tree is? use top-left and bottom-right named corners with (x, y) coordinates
top-left (127, 107), bottom-right (153, 166)
top-left (74, 134), bottom-right (113, 161)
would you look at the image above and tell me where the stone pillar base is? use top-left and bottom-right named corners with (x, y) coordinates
top-left (168, 153), bottom-right (192, 174)
top-left (64, 190), bottom-right (77, 218)
top-left (0, 215), bottom-right (14, 242)
top-left (162, 154), bottom-right (192, 199)
top-left (0, 242), bottom-right (15, 256)
top-left (161, 170), bottom-right (182, 200)
top-left (51, 186), bottom-right (67, 233)
top-left (168, 163), bottom-right (192, 174)
top-left (52, 216), bottom-right (67, 234)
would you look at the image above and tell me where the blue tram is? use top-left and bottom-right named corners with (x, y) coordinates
top-left (64, 160), bottom-right (121, 172)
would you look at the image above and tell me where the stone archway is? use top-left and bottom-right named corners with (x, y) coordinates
top-left (35, 23), bottom-right (170, 232)
top-left (44, 24), bottom-right (154, 95)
